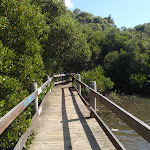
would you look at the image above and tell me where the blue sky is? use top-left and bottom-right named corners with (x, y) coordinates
top-left (64, 0), bottom-right (150, 29)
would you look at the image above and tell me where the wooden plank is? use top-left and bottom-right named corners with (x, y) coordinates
top-left (40, 77), bottom-right (53, 91)
top-left (0, 104), bottom-right (24, 135)
top-left (92, 90), bottom-right (150, 143)
top-left (13, 111), bottom-right (39, 150)
top-left (28, 83), bottom-right (116, 150)
top-left (73, 76), bottom-right (87, 88)
top-left (54, 79), bottom-right (72, 86)
top-left (72, 75), bottom-right (150, 143)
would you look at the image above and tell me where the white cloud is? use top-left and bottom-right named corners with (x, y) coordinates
top-left (65, 0), bottom-right (73, 8)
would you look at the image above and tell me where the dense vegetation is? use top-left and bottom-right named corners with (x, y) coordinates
top-left (81, 66), bottom-right (114, 93)
top-left (1, 0), bottom-right (150, 149)
top-left (71, 9), bottom-right (150, 93)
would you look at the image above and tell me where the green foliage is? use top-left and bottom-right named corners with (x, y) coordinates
top-left (104, 50), bottom-right (133, 91)
top-left (0, 41), bottom-right (33, 149)
top-left (0, 41), bottom-right (15, 76)
top-left (0, 0), bottom-right (47, 149)
top-left (40, 0), bottom-right (67, 23)
top-left (0, 0), bottom-right (47, 88)
top-left (75, 11), bottom-right (94, 23)
top-left (74, 10), bottom-right (115, 30)
top-left (1, 1), bottom-right (150, 148)
top-left (130, 73), bottom-right (147, 88)
top-left (24, 130), bottom-right (37, 150)
top-left (134, 23), bottom-right (150, 39)
top-left (105, 14), bottom-right (114, 25)
top-left (43, 11), bottom-right (91, 74)
top-left (100, 28), bottom-right (132, 59)
top-left (77, 14), bottom-right (150, 93)
top-left (73, 8), bottom-right (81, 15)
top-left (0, 75), bottom-right (31, 149)
top-left (81, 65), bottom-right (114, 93)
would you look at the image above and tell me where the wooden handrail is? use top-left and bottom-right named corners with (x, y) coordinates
top-left (2, 73), bottom-right (149, 150)
top-left (0, 76), bottom-right (54, 135)
top-left (72, 75), bottom-right (150, 143)
top-left (0, 74), bottom-right (72, 150)
top-left (0, 73), bottom-right (73, 135)
top-left (0, 90), bottom-right (38, 135)
top-left (73, 84), bottom-right (126, 149)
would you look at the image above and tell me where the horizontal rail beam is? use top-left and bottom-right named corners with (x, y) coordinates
top-left (73, 84), bottom-right (125, 149)
top-left (72, 75), bottom-right (150, 143)
top-left (73, 85), bottom-right (90, 110)
top-left (54, 74), bottom-right (66, 78)
top-left (0, 77), bottom-right (53, 135)
top-left (53, 73), bottom-right (72, 78)
top-left (90, 107), bottom-right (126, 150)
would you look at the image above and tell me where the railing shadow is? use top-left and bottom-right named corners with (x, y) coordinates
top-left (69, 87), bottom-right (101, 150)
top-left (62, 88), bottom-right (72, 150)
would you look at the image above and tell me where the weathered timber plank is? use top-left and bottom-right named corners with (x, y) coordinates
top-left (28, 83), bottom-right (116, 150)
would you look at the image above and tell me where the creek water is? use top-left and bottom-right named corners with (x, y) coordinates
top-left (96, 94), bottom-right (150, 150)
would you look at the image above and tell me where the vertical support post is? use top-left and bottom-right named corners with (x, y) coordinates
top-left (72, 75), bottom-right (74, 83)
top-left (72, 73), bottom-right (75, 83)
top-left (43, 75), bottom-right (50, 86)
top-left (90, 81), bottom-right (97, 117)
top-left (46, 75), bottom-right (50, 86)
top-left (31, 83), bottom-right (38, 115)
top-left (77, 74), bottom-right (81, 94)
top-left (62, 76), bottom-right (63, 83)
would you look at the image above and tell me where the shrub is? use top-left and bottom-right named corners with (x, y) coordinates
top-left (80, 65), bottom-right (114, 93)
top-left (0, 75), bottom-right (31, 149)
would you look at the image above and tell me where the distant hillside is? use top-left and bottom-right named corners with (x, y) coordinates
top-left (69, 8), bottom-right (116, 31)
top-left (134, 23), bottom-right (150, 38)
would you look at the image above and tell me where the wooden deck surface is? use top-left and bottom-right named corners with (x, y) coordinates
top-left (28, 83), bottom-right (116, 150)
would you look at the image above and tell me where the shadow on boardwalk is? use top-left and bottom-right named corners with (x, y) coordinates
top-left (61, 87), bottom-right (101, 150)
top-left (28, 83), bottom-right (115, 150)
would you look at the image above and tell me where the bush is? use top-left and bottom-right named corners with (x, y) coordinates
top-left (0, 75), bottom-right (31, 149)
top-left (130, 73), bottom-right (147, 88)
top-left (80, 65), bottom-right (114, 93)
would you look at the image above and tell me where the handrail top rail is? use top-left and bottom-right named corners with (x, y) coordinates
top-left (0, 74), bottom-right (71, 135)
top-left (1, 73), bottom-right (150, 148)
top-left (72, 75), bottom-right (150, 143)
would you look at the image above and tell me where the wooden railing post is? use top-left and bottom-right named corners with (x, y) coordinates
top-left (77, 74), bottom-right (81, 94)
top-left (45, 75), bottom-right (49, 80)
top-left (72, 74), bottom-right (74, 83)
top-left (43, 75), bottom-right (50, 86)
top-left (62, 76), bottom-right (63, 83)
top-left (31, 83), bottom-right (38, 114)
top-left (62, 74), bottom-right (65, 83)
top-left (90, 81), bottom-right (97, 117)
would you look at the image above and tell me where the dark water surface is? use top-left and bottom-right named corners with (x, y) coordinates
top-left (96, 94), bottom-right (150, 150)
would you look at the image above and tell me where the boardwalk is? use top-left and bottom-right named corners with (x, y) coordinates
top-left (28, 83), bottom-right (116, 150)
